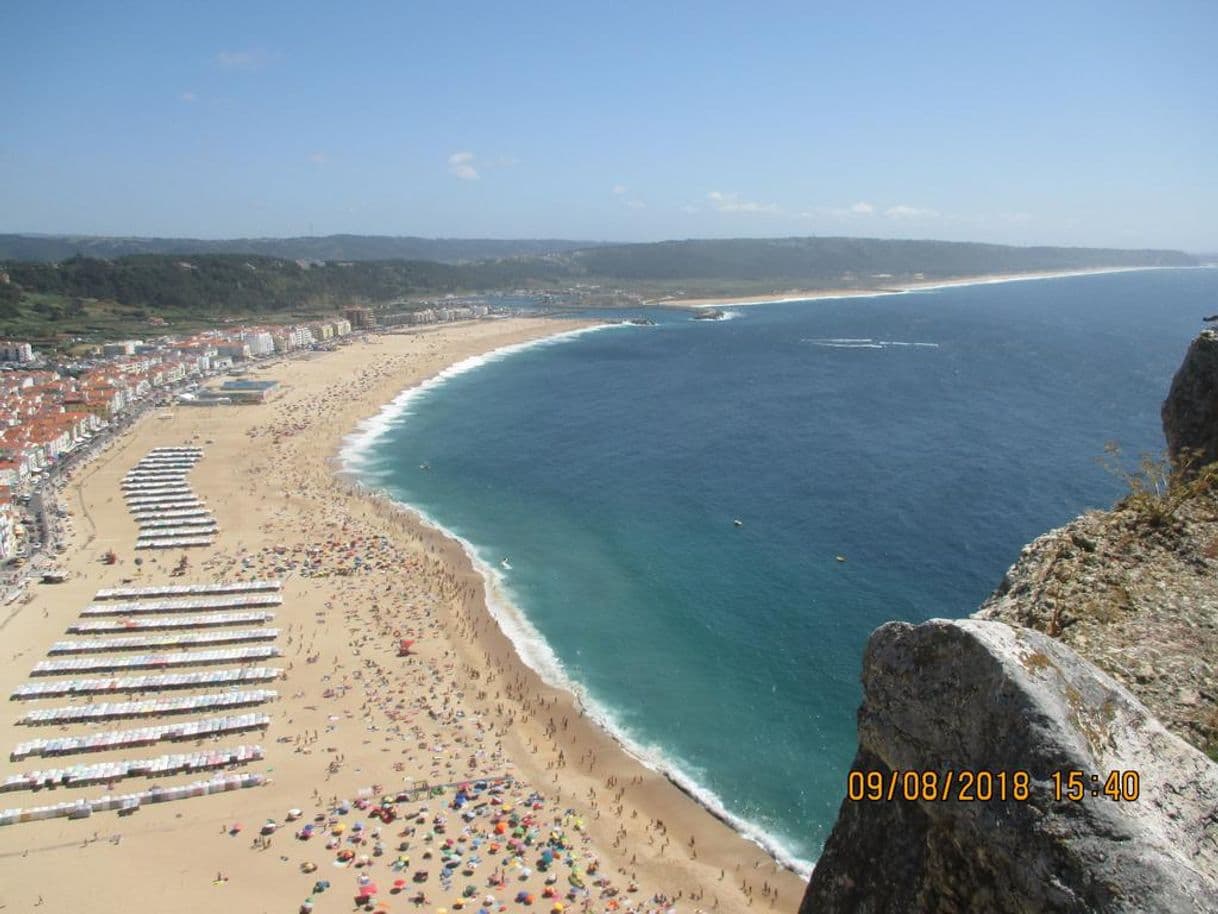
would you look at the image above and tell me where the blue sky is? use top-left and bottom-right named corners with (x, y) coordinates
top-left (2, 1), bottom-right (1214, 249)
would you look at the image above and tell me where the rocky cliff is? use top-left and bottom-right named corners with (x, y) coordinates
top-left (1163, 329), bottom-right (1218, 468)
top-left (801, 330), bottom-right (1218, 912)
top-left (975, 488), bottom-right (1218, 756)
top-left (800, 621), bottom-right (1218, 913)
top-left (979, 326), bottom-right (1218, 755)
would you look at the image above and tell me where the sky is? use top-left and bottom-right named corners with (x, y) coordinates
top-left (2, 1), bottom-right (1215, 250)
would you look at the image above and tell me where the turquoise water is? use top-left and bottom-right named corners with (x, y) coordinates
top-left (344, 268), bottom-right (1218, 872)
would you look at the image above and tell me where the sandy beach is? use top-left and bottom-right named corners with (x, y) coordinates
top-left (0, 318), bottom-right (805, 914)
top-left (649, 265), bottom-right (1172, 309)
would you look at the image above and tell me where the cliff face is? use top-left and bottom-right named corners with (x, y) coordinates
top-left (979, 326), bottom-right (1218, 755)
top-left (1163, 329), bottom-right (1218, 467)
top-left (802, 330), bottom-right (1218, 912)
top-left (800, 621), bottom-right (1218, 914)
top-left (975, 490), bottom-right (1218, 755)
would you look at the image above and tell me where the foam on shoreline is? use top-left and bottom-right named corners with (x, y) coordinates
top-left (338, 320), bottom-right (818, 878)
top-left (339, 322), bottom-right (623, 473)
top-left (347, 492), bottom-right (818, 877)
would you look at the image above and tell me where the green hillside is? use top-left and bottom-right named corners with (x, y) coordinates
top-left (0, 237), bottom-right (1198, 342)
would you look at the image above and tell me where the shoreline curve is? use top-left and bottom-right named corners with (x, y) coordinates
top-left (335, 321), bottom-right (817, 877)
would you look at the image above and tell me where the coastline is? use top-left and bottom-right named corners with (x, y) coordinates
top-left (648, 265), bottom-right (1179, 309)
top-left (337, 328), bottom-right (815, 875)
top-left (0, 318), bottom-right (806, 914)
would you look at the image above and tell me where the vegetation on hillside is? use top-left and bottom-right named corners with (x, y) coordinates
top-left (0, 233), bottom-right (606, 264)
top-left (1100, 443), bottom-right (1218, 529)
top-left (0, 236), bottom-right (1198, 342)
top-left (5, 255), bottom-right (468, 313)
top-left (570, 237), bottom-right (1196, 281)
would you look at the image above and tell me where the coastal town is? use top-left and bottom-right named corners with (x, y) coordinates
top-left (0, 309), bottom-right (805, 914)
top-left (0, 301), bottom-right (504, 580)
top-left (0, 312), bottom-right (337, 573)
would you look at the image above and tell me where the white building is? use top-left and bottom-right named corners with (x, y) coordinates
top-left (216, 342), bottom-right (251, 361)
top-left (240, 331), bottom-right (276, 358)
top-left (0, 501), bottom-right (17, 561)
top-left (102, 340), bottom-right (142, 357)
top-left (0, 342), bottom-right (35, 363)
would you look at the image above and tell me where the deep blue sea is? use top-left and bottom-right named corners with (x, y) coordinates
top-left (343, 268), bottom-right (1218, 873)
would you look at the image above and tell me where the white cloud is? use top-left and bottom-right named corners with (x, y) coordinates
top-left (179, 91), bottom-right (197, 103)
top-left (448, 151), bottom-right (479, 181)
top-left (808, 201), bottom-right (939, 220)
top-left (612, 184), bottom-right (628, 195)
top-left (215, 49), bottom-right (276, 70)
top-left (625, 199), bottom-right (646, 209)
top-left (707, 191), bottom-right (780, 214)
top-left (884, 204), bottom-right (939, 219)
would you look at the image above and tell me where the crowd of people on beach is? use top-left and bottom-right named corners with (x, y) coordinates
top-left (0, 329), bottom-right (796, 914)
top-left (223, 779), bottom-right (712, 914)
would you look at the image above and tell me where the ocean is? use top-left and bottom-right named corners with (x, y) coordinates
top-left (342, 267), bottom-right (1218, 874)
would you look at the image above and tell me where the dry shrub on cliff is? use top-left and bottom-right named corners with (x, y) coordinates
top-left (1100, 443), bottom-right (1218, 528)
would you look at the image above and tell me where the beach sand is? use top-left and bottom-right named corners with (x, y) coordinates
top-left (0, 318), bottom-right (805, 914)
top-left (650, 266), bottom-right (1167, 308)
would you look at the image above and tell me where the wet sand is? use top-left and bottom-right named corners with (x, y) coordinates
top-left (0, 318), bottom-right (805, 914)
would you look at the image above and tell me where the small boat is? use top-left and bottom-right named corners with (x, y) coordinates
top-left (419, 462), bottom-right (430, 471)
top-left (732, 519), bottom-right (744, 528)
top-left (500, 558), bottom-right (512, 570)
top-left (835, 554), bottom-right (847, 563)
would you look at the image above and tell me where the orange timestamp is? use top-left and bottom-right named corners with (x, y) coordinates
top-left (847, 768), bottom-right (1032, 803)
top-left (1051, 769), bottom-right (1140, 802)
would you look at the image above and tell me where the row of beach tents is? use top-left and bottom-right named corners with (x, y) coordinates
top-left (18, 689), bottom-right (280, 725)
top-left (11, 712), bottom-right (271, 760)
top-left (0, 772), bottom-right (266, 826)
top-left (124, 449), bottom-right (218, 549)
top-left (2, 744), bottom-right (265, 791)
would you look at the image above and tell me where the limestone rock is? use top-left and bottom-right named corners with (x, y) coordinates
top-left (1163, 329), bottom-right (1218, 468)
top-left (800, 619), bottom-right (1218, 914)
top-left (976, 492), bottom-right (1218, 755)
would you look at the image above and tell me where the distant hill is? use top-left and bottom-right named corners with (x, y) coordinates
top-left (0, 233), bottom-right (606, 264)
top-left (0, 254), bottom-right (565, 316)
top-left (2, 234), bottom-right (1197, 277)
top-left (0, 237), bottom-right (1200, 340)
top-left (566, 237), bottom-right (1198, 281)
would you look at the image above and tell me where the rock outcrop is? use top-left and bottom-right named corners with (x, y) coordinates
top-left (801, 330), bottom-right (1218, 911)
top-left (976, 491), bottom-right (1218, 755)
top-left (979, 326), bottom-right (1218, 755)
top-left (1163, 329), bottom-right (1218, 468)
top-left (800, 619), bottom-right (1218, 914)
